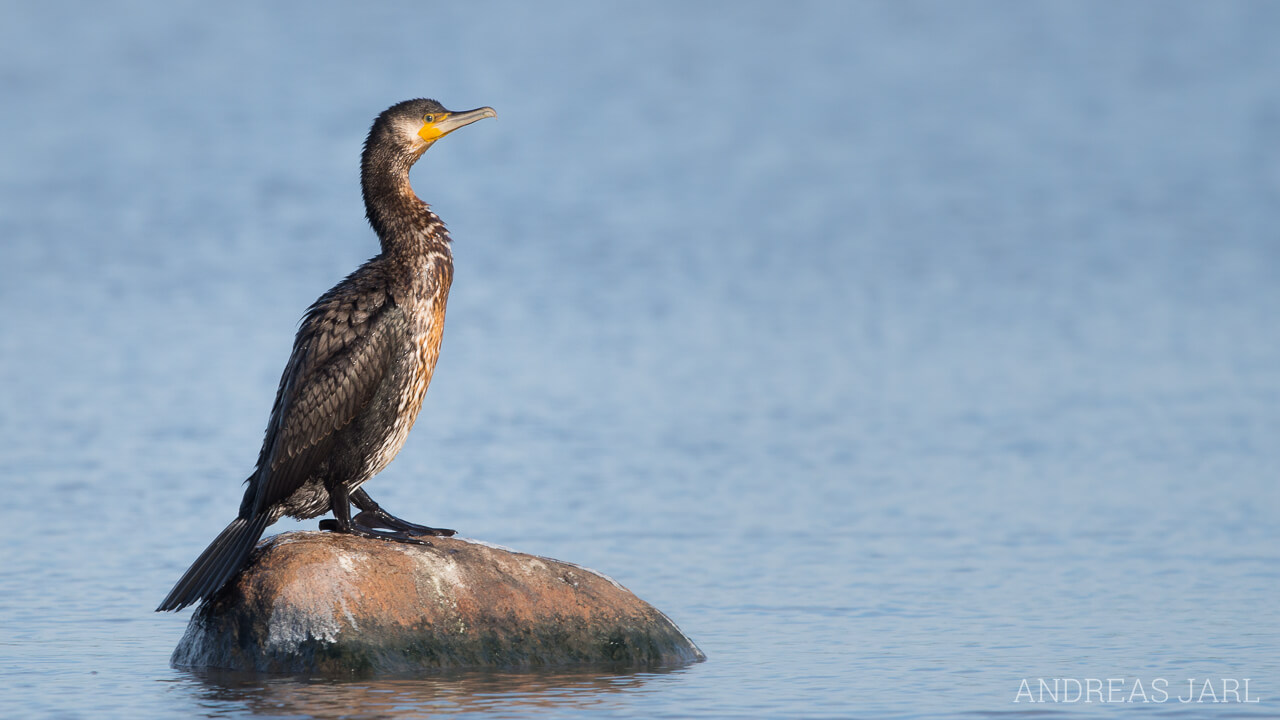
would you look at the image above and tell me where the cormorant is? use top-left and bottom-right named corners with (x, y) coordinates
top-left (157, 99), bottom-right (496, 612)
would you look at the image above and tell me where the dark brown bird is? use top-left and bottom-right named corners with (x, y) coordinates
top-left (157, 99), bottom-right (496, 612)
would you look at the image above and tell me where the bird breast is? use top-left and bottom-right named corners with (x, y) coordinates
top-left (365, 261), bottom-right (451, 479)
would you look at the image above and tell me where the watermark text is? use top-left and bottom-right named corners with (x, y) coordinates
top-left (1015, 678), bottom-right (1261, 704)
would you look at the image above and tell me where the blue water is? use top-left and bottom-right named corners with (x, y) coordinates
top-left (2, 1), bottom-right (1279, 717)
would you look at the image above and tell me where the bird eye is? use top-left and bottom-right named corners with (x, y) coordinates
top-left (423, 114), bottom-right (435, 124)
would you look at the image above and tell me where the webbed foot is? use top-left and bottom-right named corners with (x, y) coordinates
top-left (350, 488), bottom-right (456, 537)
top-left (318, 518), bottom-right (434, 546)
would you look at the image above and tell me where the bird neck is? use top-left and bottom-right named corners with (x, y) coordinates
top-left (361, 146), bottom-right (451, 258)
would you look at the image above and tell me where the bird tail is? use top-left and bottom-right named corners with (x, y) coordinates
top-left (156, 515), bottom-right (272, 612)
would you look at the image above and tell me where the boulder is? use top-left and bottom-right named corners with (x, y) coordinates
top-left (170, 531), bottom-right (704, 674)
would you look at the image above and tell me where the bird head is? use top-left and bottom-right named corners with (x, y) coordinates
top-left (372, 98), bottom-right (497, 159)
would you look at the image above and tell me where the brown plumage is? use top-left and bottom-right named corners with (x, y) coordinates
top-left (157, 99), bottom-right (495, 612)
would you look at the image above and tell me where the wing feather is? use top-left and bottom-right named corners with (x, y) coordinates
top-left (247, 272), bottom-right (413, 515)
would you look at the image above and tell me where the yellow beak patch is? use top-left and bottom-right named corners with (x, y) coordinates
top-left (418, 116), bottom-right (447, 143)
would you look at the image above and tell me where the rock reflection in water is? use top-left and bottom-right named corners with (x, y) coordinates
top-left (180, 666), bottom-right (686, 718)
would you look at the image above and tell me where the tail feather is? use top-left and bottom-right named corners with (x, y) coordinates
top-left (156, 515), bottom-right (271, 612)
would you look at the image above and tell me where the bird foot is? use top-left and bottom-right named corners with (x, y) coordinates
top-left (353, 509), bottom-right (456, 538)
top-left (318, 518), bottom-right (434, 546)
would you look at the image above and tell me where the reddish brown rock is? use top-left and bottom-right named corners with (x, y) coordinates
top-left (170, 531), bottom-right (704, 674)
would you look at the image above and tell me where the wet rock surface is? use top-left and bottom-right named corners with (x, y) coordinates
top-left (170, 531), bottom-right (704, 674)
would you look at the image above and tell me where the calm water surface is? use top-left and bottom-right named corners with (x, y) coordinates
top-left (2, 2), bottom-right (1279, 718)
